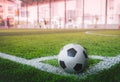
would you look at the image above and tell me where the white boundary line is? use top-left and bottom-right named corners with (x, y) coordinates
top-left (85, 31), bottom-right (120, 36)
top-left (0, 52), bottom-right (120, 79)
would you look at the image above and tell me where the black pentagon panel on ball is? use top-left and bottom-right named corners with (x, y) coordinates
top-left (83, 51), bottom-right (88, 58)
top-left (67, 48), bottom-right (77, 57)
top-left (73, 63), bottom-right (82, 72)
top-left (59, 60), bottom-right (66, 69)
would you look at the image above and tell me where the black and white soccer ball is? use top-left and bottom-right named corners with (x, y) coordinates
top-left (58, 44), bottom-right (88, 73)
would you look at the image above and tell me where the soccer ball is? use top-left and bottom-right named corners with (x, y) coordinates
top-left (58, 44), bottom-right (88, 73)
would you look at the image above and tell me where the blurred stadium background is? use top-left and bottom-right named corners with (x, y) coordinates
top-left (0, 0), bottom-right (120, 29)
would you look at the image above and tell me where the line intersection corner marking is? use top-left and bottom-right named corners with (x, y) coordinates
top-left (0, 52), bottom-right (120, 79)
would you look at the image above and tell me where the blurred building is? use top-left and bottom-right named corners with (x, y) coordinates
top-left (0, 0), bottom-right (20, 26)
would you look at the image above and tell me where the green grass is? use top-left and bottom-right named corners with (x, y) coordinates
top-left (0, 29), bottom-right (120, 59)
top-left (0, 29), bottom-right (120, 82)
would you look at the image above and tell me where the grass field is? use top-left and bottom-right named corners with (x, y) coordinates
top-left (0, 29), bottom-right (120, 82)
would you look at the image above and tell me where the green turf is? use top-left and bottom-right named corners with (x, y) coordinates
top-left (0, 29), bottom-right (120, 82)
top-left (0, 29), bottom-right (120, 59)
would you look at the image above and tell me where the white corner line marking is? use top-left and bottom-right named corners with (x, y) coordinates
top-left (0, 52), bottom-right (120, 79)
top-left (85, 31), bottom-right (120, 36)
